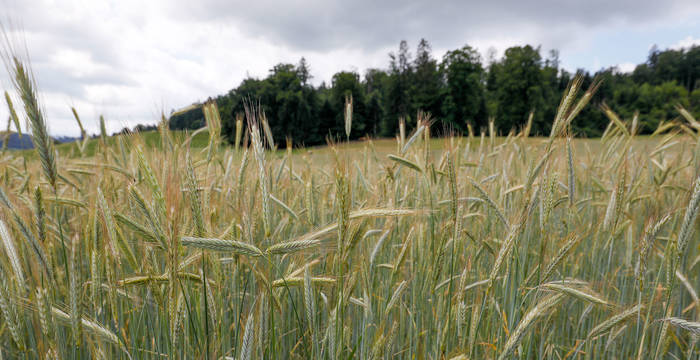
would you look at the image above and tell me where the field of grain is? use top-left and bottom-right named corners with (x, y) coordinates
top-left (0, 57), bottom-right (699, 360)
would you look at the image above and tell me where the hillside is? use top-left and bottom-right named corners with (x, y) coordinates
top-left (0, 131), bottom-right (34, 149)
top-left (48, 129), bottom-right (212, 158)
top-left (1, 131), bottom-right (83, 150)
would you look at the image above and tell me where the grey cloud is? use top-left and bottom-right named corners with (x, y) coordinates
top-left (3, 1), bottom-right (131, 66)
top-left (167, 0), bottom-right (700, 52)
top-left (32, 65), bottom-right (136, 98)
top-left (1, 0), bottom-right (699, 137)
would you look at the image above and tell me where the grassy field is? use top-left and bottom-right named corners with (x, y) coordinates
top-left (0, 61), bottom-right (699, 360)
top-left (48, 130), bottom-right (212, 157)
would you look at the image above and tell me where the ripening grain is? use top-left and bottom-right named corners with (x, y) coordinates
top-left (0, 57), bottom-right (697, 360)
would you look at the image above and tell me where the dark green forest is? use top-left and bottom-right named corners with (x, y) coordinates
top-left (168, 40), bottom-right (700, 146)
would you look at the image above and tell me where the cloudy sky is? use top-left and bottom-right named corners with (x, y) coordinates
top-left (1, 0), bottom-right (699, 136)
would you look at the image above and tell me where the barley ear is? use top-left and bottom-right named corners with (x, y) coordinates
top-left (304, 265), bottom-right (319, 357)
top-left (658, 318), bottom-right (700, 336)
top-left (344, 94), bottom-right (353, 139)
top-left (676, 176), bottom-right (700, 261)
top-left (567, 137), bottom-right (575, 206)
top-left (8, 56), bottom-right (57, 190)
top-left (0, 219), bottom-right (24, 287)
top-left (4, 91), bottom-right (21, 137)
top-left (240, 298), bottom-right (257, 360)
top-left (69, 236), bottom-right (82, 347)
top-left (498, 294), bottom-right (564, 360)
top-left (0, 270), bottom-right (23, 349)
top-left (587, 304), bottom-right (643, 339)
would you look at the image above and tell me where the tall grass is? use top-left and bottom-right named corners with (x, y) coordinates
top-left (0, 54), bottom-right (698, 360)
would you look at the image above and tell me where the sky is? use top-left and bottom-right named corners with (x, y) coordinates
top-left (1, 0), bottom-right (699, 137)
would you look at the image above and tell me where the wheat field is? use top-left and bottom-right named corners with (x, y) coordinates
top-left (0, 55), bottom-right (699, 360)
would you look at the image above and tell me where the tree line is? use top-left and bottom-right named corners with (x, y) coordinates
top-left (169, 39), bottom-right (700, 146)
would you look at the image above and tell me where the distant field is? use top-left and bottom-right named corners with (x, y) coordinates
top-left (51, 130), bottom-right (212, 156)
top-left (38, 127), bottom-right (669, 162)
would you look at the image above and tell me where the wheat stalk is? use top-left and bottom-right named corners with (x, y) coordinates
top-left (0, 219), bottom-right (24, 286)
top-left (265, 239), bottom-right (321, 255)
top-left (659, 318), bottom-right (700, 336)
top-left (344, 94), bottom-right (353, 139)
top-left (4, 91), bottom-right (21, 137)
top-left (181, 236), bottom-right (263, 256)
top-left (541, 233), bottom-right (581, 282)
top-left (587, 304), bottom-right (643, 339)
top-left (246, 103), bottom-right (271, 237)
top-left (0, 271), bottom-right (23, 348)
top-left (540, 282), bottom-right (609, 306)
top-left (498, 294), bottom-right (564, 360)
top-left (676, 176), bottom-right (700, 261)
top-left (240, 297), bottom-right (257, 360)
top-left (387, 154), bottom-right (422, 172)
top-left (304, 265), bottom-right (319, 358)
top-left (8, 56), bottom-right (57, 189)
top-left (69, 236), bottom-right (82, 347)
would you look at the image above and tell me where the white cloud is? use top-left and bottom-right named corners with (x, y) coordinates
top-left (615, 62), bottom-right (637, 73)
top-left (672, 36), bottom-right (700, 50)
